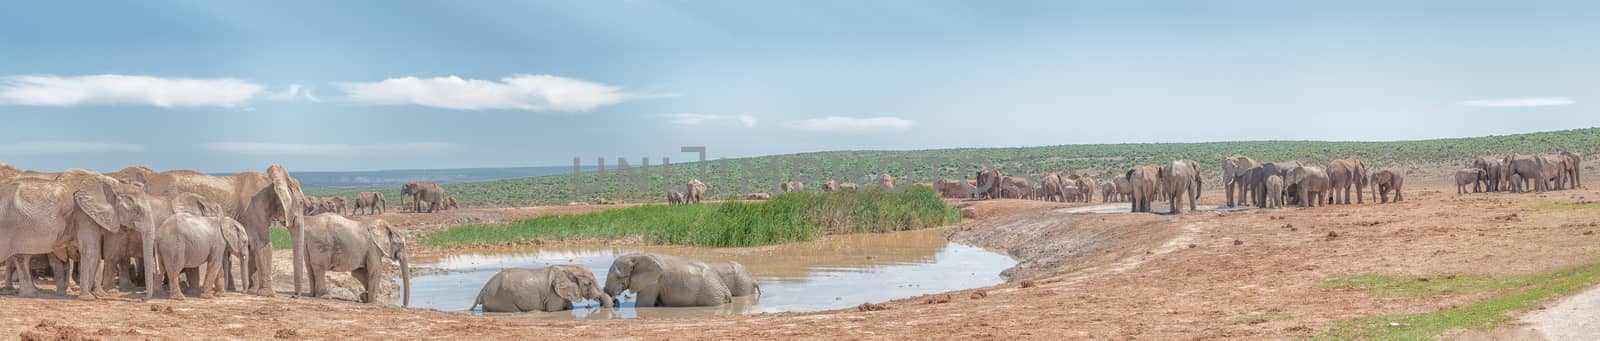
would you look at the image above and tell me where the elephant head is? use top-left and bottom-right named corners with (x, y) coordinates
top-left (551, 264), bottom-right (612, 308)
top-left (70, 174), bottom-right (158, 298)
top-left (604, 253), bottom-right (658, 304)
top-left (368, 220), bottom-right (411, 307)
top-left (262, 165), bottom-right (311, 296)
top-left (216, 216), bottom-right (252, 290)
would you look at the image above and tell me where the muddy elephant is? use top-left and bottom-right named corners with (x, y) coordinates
top-left (821, 180), bottom-right (838, 193)
top-left (401, 182), bottom-right (445, 213)
top-left (1285, 165), bottom-right (1329, 208)
top-left (707, 260), bottom-right (760, 297)
top-left (100, 192), bottom-right (218, 293)
top-left (0, 170), bottom-right (157, 299)
top-left (1455, 168), bottom-right (1484, 195)
top-left (328, 197), bottom-right (347, 215)
top-left (974, 169), bottom-right (1003, 200)
top-left (1040, 173), bottom-right (1065, 202)
top-left (151, 213), bottom-right (250, 300)
top-left (935, 179), bottom-right (967, 198)
top-left (1113, 176), bottom-right (1131, 202)
top-left (1001, 176), bottom-right (1032, 199)
top-left (1099, 181), bottom-right (1116, 203)
top-left (1539, 154), bottom-right (1569, 191)
top-left (1561, 151), bottom-right (1582, 189)
top-left (440, 196), bottom-right (459, 210)
top-left (354, 191), bottom-right (386, 215)
top-left (686, 179), bottom-right (707, 204)
top-left (1158, 160), bottom-right (1202, 213)
top-left (1126, 165), bottom-right (1160, 213)
top-left (603, 253), bottom-right (733, 307)
top-left (666, 191), bottom-right (685, 204)
top-left (1264, 174), bottom-right (1284, 208)
top-left (744, 193), bottom-right (770, 200)
top-left (1221, 155), bottom-right (1259, 207)
top-left (1472, 157), bottom-right (1505, 193)
top-left (298, 215), bottom-right (411, 306)
top-left (471, 265), bottom-right (613, 312)
top-left (1371, 168), bottom-right (1405, 203)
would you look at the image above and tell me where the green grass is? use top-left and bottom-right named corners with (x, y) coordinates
top-left (270, 227), bottom-right (291, 249)
top-left (421, 186), bottom-right (961, 248)
top-left (311, 127), bottom-right (1600, 208)
top-left (1315, 262), bottom-right (1600, 340)
top-left (1525, 202), bottom-right (1600, 211)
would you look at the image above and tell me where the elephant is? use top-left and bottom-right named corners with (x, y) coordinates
top-left (935, 179), bottom-right (967, 198)
top-left (686, 179), bottom-right (707, 204)
top-left (440, 196), bottom-right (459, 210)
top-left (401, 182), bottom-right (445, 213)
top-left (99, 192), bottom-right (217, 293)
top-left (1505, 155), bottom-right (1540, 193)
top-left (1158, 160), bottom-right (1202, 213)
top-left (297, 214), bottom-right (411, 306)
top-left (354, 191), bottom-right (385, 215)
top-left (1076, 177), bottom-right (1097, 203)
top-left (1113, 176), bottom-right (1131, 202)
top-left (1472, 156), bottom-right (1505, 193)
top-left (1561, 151), bottom-right (1582, 189)
top-left (1285, 165), bottom-right (1330, 208)
top-left (1371, 168), bottom-right (1405, 203)
top-left (1061, 182), bottom-right (1081, 202)
top-left (328, 197), bottom-right (347, 215)
top-left (707, 260), bottom-right (760, 297)
top-left (1100, 181), bottom-right (1117, 203)
top-left (1001, 176), bottom-right (1032, 199)
top-left (0, 170), bottom-right (156, 299)
top-left (1325, 159), bottom-right (1362, 205)
top-left (839, 183), bottom-right (858, 190)
top-left (1125, 165), bottom-right (1160, 213)
top-left (108, 165), bottom-right (306, 297)
top-left (974, 169), bottom-right (1003, 200)
top-left (1455, 168), bottom-right (1484, 195)
top-left (470, 265), bottom-right (613, 313)
top-left (780, 181), bottom-right (803, 193)
top-left (878, 174), bottom-right (896, 190)
top-left (1264, 174), bottom-right (1284, 208)
top-left (1221, 155), bottom-right (1259, 207)
top-left (1539, 154), bottom-right (1569, 191)
top-left (1344, 158), bottom-right (1369, 204)
top-left (1040, 173), bottom-right (1065, 202)
top-left (603, 253), bottom-right (733, 307)
top-left (821, 180), bottom-right (838, 193)
top-left (666, 191), bottom-right (685, 204)
top-left (744, 193), bottom-right (770, 200)
top-left (151, 213), bottom-right (250, 300)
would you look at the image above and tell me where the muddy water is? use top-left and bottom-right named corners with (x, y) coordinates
top-left (1066, 203), bottom-right (1229, 214)
top-left (403, 228), bottom-right (1015, 319)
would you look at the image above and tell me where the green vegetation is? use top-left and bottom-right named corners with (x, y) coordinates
top-left (422, 186), bottom-right (961, 248)
top-left (1315, 262), bottom-right (1600, 340)
top-left (1525, 201), bottom-right (1600, 211)
top-left (270, 227), bottom-right (291, 249)
top-left (311, 128), bottom-right (1600, 207)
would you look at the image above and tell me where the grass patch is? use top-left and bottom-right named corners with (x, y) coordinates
top-left (270, 227), bottom-right (292, 249)
top-left (422, 186), bottom-right (961, 248)
top-left (1315, 262), bottom-right (1600, 340)
top-left (1525, 202), bottom-right (1600, 211)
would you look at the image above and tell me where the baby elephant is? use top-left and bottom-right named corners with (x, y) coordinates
top-left (471, 265), bottom-right (614, 312)
top-left (152, 213), bottom-right (250, 300)
top-left (1455, 168), bottom-right (1485, 195)
top-left (298, 214), bottom-right (412, 306)
top-left (1264, 174), bottom-right (1284, 208)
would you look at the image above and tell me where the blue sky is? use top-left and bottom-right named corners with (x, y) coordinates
top-left (1, 1), bottom-right (1596, 172)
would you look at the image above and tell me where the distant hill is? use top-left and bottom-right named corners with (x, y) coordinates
top-left (269, 166), bottom-right (589, 192)
top-left (313, 127), bottom-right (1600, 207)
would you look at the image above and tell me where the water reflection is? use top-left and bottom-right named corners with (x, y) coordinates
top-left (405, 229), bottom-right (1015, 319)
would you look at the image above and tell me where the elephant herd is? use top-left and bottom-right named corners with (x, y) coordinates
top-left (472, 253), bottom-right (758, 313)
top-left (0, 163), bottom-right (415, 309)
top-left (1456, 152), bottom-right (1582, 195)
top-left (950, 169), bottom-right (1114, 203)
top-left (1220, 156), bottom-right (1405, 210)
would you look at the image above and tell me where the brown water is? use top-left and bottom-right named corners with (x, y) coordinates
top-left (404, 228), bottom-right (1015, 319)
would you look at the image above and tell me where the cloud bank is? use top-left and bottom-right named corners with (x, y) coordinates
top-left (336, 74), bottom-right (635, 111)
top-left (206, 142), bottom-right (458, 156)
top-left (1460, 97), bottom-right (1574, 108)
top-left (0, 74), bottom-right (263, 108)
top-left (786, 116), bottom-right (914, 132)
top-left (663, 113), bottom-right (757, 127)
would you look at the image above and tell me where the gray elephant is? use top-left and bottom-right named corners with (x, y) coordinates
top-left (1539, 154), bottom-right (1568, 191)
top-left (603, 253), bottom-right (733, 307)
top-left (1076, 177), bottom-right (1097, 203)
top-left (1371, 168), bottom-right (1405, 203)
top-left (441, 196), bottom-right (459, 210)
top-left (151, 213), bottom-right (250, 300)
top-left (686, 179), bottom-right (707, 204)
top-left (1455, 168), bottom-right (1484, 195)
top-left (329, 196), bottom-right (348, 215)
top-left (470, 265), bottom-right (613, 312)
top-left (1264, 174), bottom-right (1284, 208)
top-left (401, 182), bottom-right (445, 213)
top-left (974, 169), bottom-right (1003, 200)
top-left (1561, 151), bottom-right (1582, 189)
top-left (1099, 181), bottom-right (1116, 203)
top-left (0, 170), bottom-right (156, 299)
top-left (1472, 157), bottom-right (1505, 192)
top-left (1040, 173), bottom-right (1065, 202)
top-left (780, 181), bottom-right (803, 193)
top-left (1221, 155), bottom-right (1259, 207)
top-left (1126, 165), bottom-right (1160, 213)
top-left (1325, 159), bottom-right (1359, 205)
top-left (1285, 165), bottom-right (1330, 208)
top-left (1001, 176), bottom-right (1032, 199)
top-left (100, 192), bottom-right (218, 292)
top-left (1158, 160), bottom-right (1202, 213)
top-left (707, 260), bottom-right (760, 297)
top-left (298, 214), bottom-right (411, 306)
top-left (354, 191), bottom-right (386, 215)
top-left (1113, 176), bottom-right (1131, 202)
top-left (666, 191), bottom-right (685, 204)
top-left (1505, 155), bottom-right (1540, 193)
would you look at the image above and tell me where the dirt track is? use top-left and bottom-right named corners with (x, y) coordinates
top-left (5, 177), bottom-right (1600, 339)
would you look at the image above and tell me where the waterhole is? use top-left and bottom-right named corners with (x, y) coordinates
top-left (403, 228), bottom-right (1015, 319)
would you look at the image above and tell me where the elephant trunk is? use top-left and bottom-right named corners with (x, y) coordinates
top-left (292, 216), bottom-right (306, 297)
top-left (143, 223), bottom-right (157, 300)
top-left (595, 286), bottom-right (613, 308)
top-left (399, 248), bottom-right (411, 307)
top-left (240, 244), bottom-right (252, 292)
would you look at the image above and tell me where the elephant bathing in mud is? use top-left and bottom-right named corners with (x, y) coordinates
top-left (1221, 155), bottom-right (1258, 207)
top-left (604, 253), bottom-right (733, 307)
top-left (298, 215), bottom-right (411, 306)
top-left (708, 260), bottom-right (760, 298)
top-left (471, 265), bottom-right (613, 312)
top-left (1126, 165), bottom-right (1160, 213)
top-left (1158, 160), bottom-right (1202, 213)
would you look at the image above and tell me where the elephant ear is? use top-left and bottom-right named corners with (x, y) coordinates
top-left (551, 266), bottom-right (586, 303)
top-left (73, 180), bottom-right (120, 233)
top-left (218, 217), bottom-right (247, 252)
top-left (368, 221), bottom-right (395, 259)
top-left (172, 192), bottom-right (218, 217)
top-left (268, 165), bottom-right (302, 226)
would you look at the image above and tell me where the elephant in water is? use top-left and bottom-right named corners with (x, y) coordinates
top-left (1221, 155), bottom-right (1259, 207)
top-left (604, 253), bottom-right (733, 307)
top-left (1285, 165), bottom-right (1330, 208)
top-left (707, 260), bottom-right (760, 298)
top-left (471, 265), bottom-right (613, 313)
top-left (298, 215), bottom-right (411, 306)
top-left (151, 213), bottom-right (250, 300)
top-left (1125, 165), bottom-right (1160, 213)
top-left (1371, 168), bottom-right (1405, 203)
top-left (1455, 168), bottom-right (1485, 195)
top-left (1158, 160), bottom-right (1202, 213)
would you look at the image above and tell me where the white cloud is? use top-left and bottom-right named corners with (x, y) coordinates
top-left (206, 142), bottom-right (458, 156)
top-left (0, 74), bottom-right (263, 108)
top-left (663, 113), bottom-right (757, 127)
top-left (0, 141), bottom-right (144, 155)
top-left (267, 84), bottom-right (321, 102)
top-left (335, 74), bottom-right (637, 111)
top-left (786, 116), bottom-right (915, 132)
top-left (1461, 97), bottom-right (1574, 108)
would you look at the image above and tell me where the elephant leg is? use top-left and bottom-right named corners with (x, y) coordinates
top-left (635, 286), bottom-right (661, 308)
top-left (49, 255), bottom-right (69, 296)
top-left (352, 267), bottom-right (374, 303)
top-left (222, 255), bottom-right (234, 293)
top-left (249, 243), bottom-right (273, 296)
top-left (16, 256), bottom-right (39, 298)
top-left (203, 260), bottom-right (221, 299)
top-left (183, 268), bottom-right (202, 296)
top-left (75, 230), bottom-right (103, 300)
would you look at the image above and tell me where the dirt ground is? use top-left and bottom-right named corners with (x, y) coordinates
top-left (5, 175), bottom-right (1600, 340)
